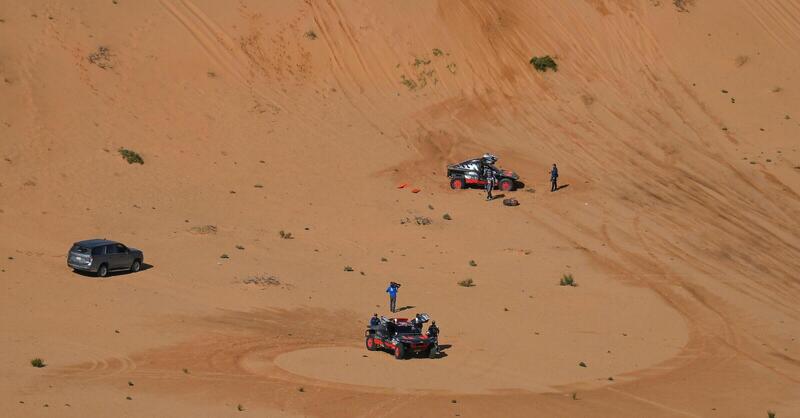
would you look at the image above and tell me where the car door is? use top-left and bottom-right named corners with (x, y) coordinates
top-left (106, 244), bottom-right (124, 269)
top-left (116, 244), bottom-right (132, 268)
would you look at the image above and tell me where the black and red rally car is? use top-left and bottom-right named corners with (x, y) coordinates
top-left (446, 155), bottom-right (520, 191)
top-left (365, 315), bottom-right (437, 359)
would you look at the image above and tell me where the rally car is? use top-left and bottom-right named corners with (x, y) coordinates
top-left (446, 154), bottom-right (519, 191)
top-left (365, 314), bottom-right (437, 359)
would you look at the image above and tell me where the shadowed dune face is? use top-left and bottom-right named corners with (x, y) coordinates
top-left (1, 0), bottom-right (799, 417)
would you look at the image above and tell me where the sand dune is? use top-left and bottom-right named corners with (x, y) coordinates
top-left (1, 0), bottom-right (799, 417)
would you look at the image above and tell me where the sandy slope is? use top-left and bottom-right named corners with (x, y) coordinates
top-left (1, 0), bottom-right (799, 417)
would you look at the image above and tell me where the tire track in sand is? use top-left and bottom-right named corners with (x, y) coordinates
top-left (159, 0), bottom-right (285, 112)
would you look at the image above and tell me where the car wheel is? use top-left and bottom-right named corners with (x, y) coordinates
top-left (130, 259), bottom-right (141, 273)
top-left (498, 178), bottom-right (514, 191)
top-left (366, 337), bottom-right (376, 351)
top-left (450, 178), bottom-right (465, 190)
top-left (394, 344), bottom-right (405, 360)
top-left (97, 264), bottom-right (109, 278)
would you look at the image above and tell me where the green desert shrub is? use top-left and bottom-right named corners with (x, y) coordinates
top-left (530, 55), bottom-right (558, 72)
top-left (560, 273), bottom-right (576, 287)
top-left (458, 278), bottom-right (475, 287)
top-left (118, 148), bottom-right (144, 164)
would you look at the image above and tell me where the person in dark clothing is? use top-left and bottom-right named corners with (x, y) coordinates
top-left (427, 321), bottom-right (439, 339)
top-left (369, 313), bottom-right (380, 328)
top-left (386, 282), bottom-right (400, 313)
top-left (549, 163), bottom-right (559, 192)
top-left (427, 321), bottom-right (440, 357)
top-left (480, 153), bottom-right (500, 201)
top-left (483, 165), bottom-right (496, 200)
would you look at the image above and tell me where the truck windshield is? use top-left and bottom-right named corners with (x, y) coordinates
top-left (394, 325), bottom-right (419, 335)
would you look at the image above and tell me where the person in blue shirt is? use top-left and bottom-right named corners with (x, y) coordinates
top-left (386, 282), bottom-right (400, 313)
top-left (549, 163), bottom-right (559, 192)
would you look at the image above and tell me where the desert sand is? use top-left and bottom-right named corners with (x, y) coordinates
top-left (1, 0), bottom-right (799, 417)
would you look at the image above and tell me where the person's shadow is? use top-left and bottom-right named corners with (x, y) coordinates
top-left (430, 344), bottom-right (452, 359)
top-left (554, 184), bottom-right (570, 191)
top-left (396, 305), bottom-right (415, 312)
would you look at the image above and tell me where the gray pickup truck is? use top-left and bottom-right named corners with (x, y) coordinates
top-left (67, 239), bottom-right (144, 277)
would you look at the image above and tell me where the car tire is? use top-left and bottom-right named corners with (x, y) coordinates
top-left (394, 344), bottom-right (405, 360)
top-left (131, 259), bottom-right (141, 273)
top-left (97, 264), bottom-right (109, 278)
top-left (450, 178), bottom-right (465, 190)
top-left (498, 178), bottom-right (514, 191)
top-left (366, 337), bottom-right (376, 351)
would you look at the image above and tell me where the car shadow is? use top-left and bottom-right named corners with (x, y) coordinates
top-left (72, 263), bottom-right (154, 278)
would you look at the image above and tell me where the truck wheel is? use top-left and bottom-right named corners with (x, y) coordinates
top-left (450, 178), bottom-right (465, 190)
top-left (97, 264), bottom-right (108, 278)
top-left (130, 259), bottom-right (142, 273)
top-left (366, 337), bottom-right (377, 351)
top-left (498, 178), bottom-right (514, 191)
top-left (394, 344), bottom-right (406, 360)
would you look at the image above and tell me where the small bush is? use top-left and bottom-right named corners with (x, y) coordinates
top-left (298, 387), bottom-right (305, 392)
top-left (31, 358), bottom-right (46, 368)
top-left (237, 404), bottom-right (245, 411)
top-left (88, 46), bottom-right (113, 69)
top-left (182, 368), bottom-right (189, 374)
top-left (400, 75), bottom-right (417, 91)
top-left (560, 274), bottom-right (576, 287)
top-left (118, 148), bottom-right (144, 164)
top-left (735, 55), bottom-right (749, 67)
top-left (442, 213), bottom-right (452, 220)
top-left (235, 245), bottom-right (245, 250)
top-left (343, 266), bottom-right (354, 272)
top-left (415, 216), bottom-right (432, 225)
top-left (768, 411), bottom-right (776, 418)
top-left (458, 278), bottom-right (475, 287)
top-left (468, 260), bottom-right (477, 267)
top-left (242, 275), bottom-right (280, 286)
top-left (530, 55), bottom-right (558, 72)
top-left (432, 48), bottom-right (444, 57)
top-left (279, 230), bottom-right (294, 239)
top-left (220, 253), bottom-right (229, 259)
top-left (579, 361), bottom-right (587, 368)
top-left (304, 30), bottom-right (317, 40)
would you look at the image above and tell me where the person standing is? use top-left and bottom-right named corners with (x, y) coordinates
top-left (427, 321), bottom-right (440, 357)
top-left (549, 163), bottom-right (559, 192)
top-left (483, 164), bottom-right (497, 201)
top-left (386, 282), bottom-right (400, 313)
